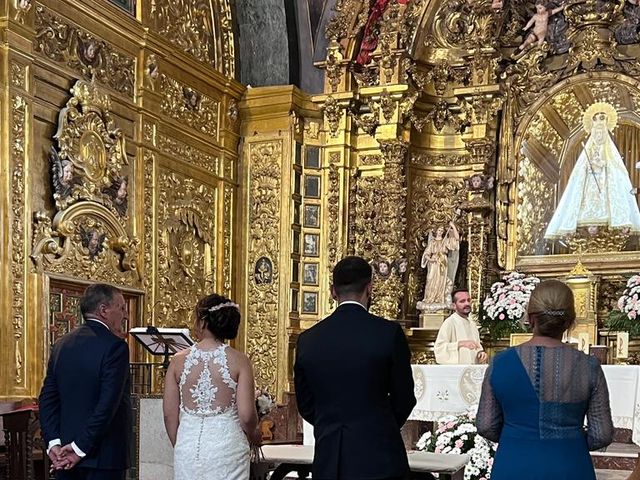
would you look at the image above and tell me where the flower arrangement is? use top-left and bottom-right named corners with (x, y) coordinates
top-left (606, 274), bottom-right (640, 337)
top-left (256, 390), bottom-right (275, 418)
top-left (416, 412), bottom-right (497, 480)
top-left (480, 271), bottom-right (540, 340)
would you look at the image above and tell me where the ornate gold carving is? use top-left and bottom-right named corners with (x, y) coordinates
top-left (565, 227), bottom-right (631, 254)
top-left (352, 140), bottom-right (408, 319)
top-left (379, 89), bottom-right (395, 122)
top-left (247, 141), bottom-right (282, 393)
top-left (145, 54), bottom-right (160, 90)
top-left (304, 120), bottom-right (320, 140)
top-left (410, 153), bottom-right (470, 167)
top-left (568, 260), bottom-right (592, 278)
top-left (327, 153), bottom-right (342, 278)
top-left (323, 96), bottom-right (342, 137)
top-left (411, 60), bottom-right (469, 97)
top-left (325, 45), bottom-right (344, 93)
top-left (159, 75), bottom-right (219, 137)
top-left (227, 99), bottom-right (239, 126)
top-left (31, 204), bottom-right (141, 285)
top-left (516, 156), bottom-right (554, 256)
top-left (412, 99), bottom-right (469, 133)
top-left (10, 62), bottom-right (26, 90)
top-left (223, 185), bottom-right (233, 297)
top-left (49, 81), bottom-right (128, 214)
top-left (432, 0), bottom-right (499, 48)
top-left (31, 80), bottom-right (139, 285)
top-left (154, 171), bottom-right (217, 327)
top-left (34, 5), bottom-right (135, 97)
top-left (14, 0), bottom-right (32, 23)
top-left (350, 99), bottom-right (379, 136)
top-left (11, 94), bottom-right (26, 385)
top-left (325, 0), bottom-right (368, 41)
top-left (143, 151), bottom-right (156, 320)
top-left (143, 121), bottom-right (156, 146)
top-left (360, 155), bottom-right (382, 166)
top-left (157, 134), bottom-right (219, 175)
top-left (218, 0), bottom-right (236, 78)
top-left (149, 0), bottom-right (235, 77)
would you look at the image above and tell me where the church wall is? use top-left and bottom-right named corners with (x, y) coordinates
top-left (0, 0), bottom-right (244, 400)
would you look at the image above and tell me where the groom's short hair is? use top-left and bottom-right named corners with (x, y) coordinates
top-left (332, 256), bottom-right (372, 296)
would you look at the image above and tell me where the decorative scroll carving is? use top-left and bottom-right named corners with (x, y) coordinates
top-left (152, 0), bottom-right (215, 68)
top-left (157, 134), bottom-right (219, 175)
top-left (516, 156), bottom-right (554, 256)
top-left (48, 81), bottom-right (128, 214)
top-left (407, 177), bottom-right (466, 314)
top-left (10, 62), bottom-right (26, 89)
top-left (144, 54), bottom-right (160, 91)
top-left (11, 94), bottom-right (26, 385)
top-left (432, 0), bottom-right (500, 49)
top-left (247, 141), bottom-right (282, 393)
top-left (31, 81), bottom-right (140, 286)
top-left (218, 0), bottom-right (236, 78)
top-left (323, 96), bottom-right (342, 137)
top-left (34, 5), bottom-right (134, 97)
top-left (360, 155), bottom-right (382, 166)
top-left (327, 153), bottom-right (342, 279)
top-left (411, 99), bottom-right (469, 133)
top-left (143, 151), bottom-right (155, 321)
top-left (223, 185), bottom-right (233, 297)
top-left (411, 153), bottom-right (470, 167)
top-left (159, 75), bottom-right (219, 137)
top-left (155, 171), bottom-right (217, 327)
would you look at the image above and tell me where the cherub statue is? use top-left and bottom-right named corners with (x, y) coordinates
top-left (50, 147), bottom-right (78, 198)
top-left (518, 1), bottom-right (565, 52)
top-left (102, 176), bottom-right (128, 216)
top-left (79, 227), bottom-right (106, 260)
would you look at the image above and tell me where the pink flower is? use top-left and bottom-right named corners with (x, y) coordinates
top-left (488, 458), bottom-right (494, 466)
top-left (499, 313), bottom-right (505, 320)
top-left (435, 446), bottom-right (442, 453)
top-left (455, 439), bottom-right (464, 448)
top-left (446, 421), bottom-right (455, 429)
top-left (629, 310), bottom-right (637, 320)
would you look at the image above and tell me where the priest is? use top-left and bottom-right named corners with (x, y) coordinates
top-left (434, 289), bottom-right (488, 364)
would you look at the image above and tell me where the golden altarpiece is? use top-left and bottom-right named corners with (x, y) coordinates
top-left (3, 0), bottom-right (640, 413)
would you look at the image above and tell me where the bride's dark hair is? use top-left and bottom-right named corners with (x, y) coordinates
top-left (195, 293), bottom-right (241, 340)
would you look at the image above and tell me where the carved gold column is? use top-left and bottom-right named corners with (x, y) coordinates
top-left (239, 87), bottom-right (320, 401)
top-left (1, 1), bottom-right (38, 399)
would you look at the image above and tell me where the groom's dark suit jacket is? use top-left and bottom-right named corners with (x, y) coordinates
top-left (294, 303), bottom-right (416, 480)
top-left (39, 320), bottom-right (132, 471)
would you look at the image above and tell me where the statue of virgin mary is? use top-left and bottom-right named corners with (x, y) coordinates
top-left (544, 102), bottom-right (640, 239)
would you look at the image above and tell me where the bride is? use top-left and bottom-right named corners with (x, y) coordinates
top-left (545, 102), bottom-right (640, 239)
top-left (163, 294), bottom-right (260, 480)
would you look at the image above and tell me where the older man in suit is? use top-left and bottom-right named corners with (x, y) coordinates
top-left (294, 256), bottom-right (418, 480)
top-left (39, 283), bottom-right (132, 480)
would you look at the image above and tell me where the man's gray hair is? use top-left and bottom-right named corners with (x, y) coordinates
top-left (80, 284), bottom-right (121, 317)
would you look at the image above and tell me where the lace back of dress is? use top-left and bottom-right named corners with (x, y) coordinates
top-left (179, 344), bottom-right (238, 416)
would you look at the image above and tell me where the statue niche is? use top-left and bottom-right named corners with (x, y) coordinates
top-left (544, 102), bottom-right (640, 248)
top-left (31, 80), bottom-right (140, 286)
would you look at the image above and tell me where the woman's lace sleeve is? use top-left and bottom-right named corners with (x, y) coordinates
top-left (476, 363), bottom-right (503, 443)
top-left (586, 361), bottom-right (613, 451)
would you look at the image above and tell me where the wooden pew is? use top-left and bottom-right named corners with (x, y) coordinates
top-left (252, 444), bottom-right (469, 480)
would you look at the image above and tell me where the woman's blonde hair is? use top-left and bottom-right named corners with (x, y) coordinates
top-left (527, 279), bottom-right (576, 338)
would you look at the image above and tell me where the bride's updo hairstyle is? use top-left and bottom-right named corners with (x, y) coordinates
top-left (195, 293), bottom-right (241, 341)
top-left (527, 280), bottom-right (576, 338)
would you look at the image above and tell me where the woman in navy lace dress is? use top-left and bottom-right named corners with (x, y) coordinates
top-left (476, 280), bottom-right (613, 480)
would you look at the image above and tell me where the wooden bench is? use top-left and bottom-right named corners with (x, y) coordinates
top-left (252, 444), bottom-right (469, 480)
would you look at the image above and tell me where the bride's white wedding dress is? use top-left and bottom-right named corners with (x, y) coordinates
top-left (173, 344), bottom-right (249, 480)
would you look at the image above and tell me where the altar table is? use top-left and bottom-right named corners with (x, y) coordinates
top-left (409, 364), bottom-right (640, 445)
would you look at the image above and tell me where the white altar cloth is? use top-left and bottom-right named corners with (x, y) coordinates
top-left (409, 364), bottom-right (640, 446)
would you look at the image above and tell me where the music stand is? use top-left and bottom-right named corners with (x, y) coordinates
top-left (129, 326), bottom-right (194, 368)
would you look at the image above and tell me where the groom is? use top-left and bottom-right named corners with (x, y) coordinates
top-left (294, 256), bottom-right (417, 480)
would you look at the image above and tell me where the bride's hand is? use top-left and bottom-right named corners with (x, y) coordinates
top-left (248, 428), bottom-right (263, 446)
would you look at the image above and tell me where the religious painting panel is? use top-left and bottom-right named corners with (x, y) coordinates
top-left (303, 204), bottom-right (320, 228)
top-left (108, 0), bottom-right (136, 15)
top-left (513, 76), bottom-right (640, 271)
top-left (302, 291), bottom-right (318, 314)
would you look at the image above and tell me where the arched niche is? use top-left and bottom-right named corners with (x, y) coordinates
top-left (511, 72), bottom-right (640, 273)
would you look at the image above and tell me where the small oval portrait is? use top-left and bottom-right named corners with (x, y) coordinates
top-left (254, 256), bottom-right (273, 285)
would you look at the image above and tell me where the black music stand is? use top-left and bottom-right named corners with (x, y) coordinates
top-left (129, 326), bottom-right (194, 368)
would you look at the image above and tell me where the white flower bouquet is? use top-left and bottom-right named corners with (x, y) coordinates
top-left (480, 272), bottom-right (539, 339)
top-left (607, 274), bottom-right (640, 336)
top-left (416, 412), bottom-right (497, 480)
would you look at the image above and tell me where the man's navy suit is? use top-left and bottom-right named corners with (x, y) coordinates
top-left (39, 320), bottom-right (132, 479)
top-left (294, 303), bottom-right (417, 480)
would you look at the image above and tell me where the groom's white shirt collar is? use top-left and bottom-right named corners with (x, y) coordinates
top-left (338, 300), bottom-right (367, 310)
